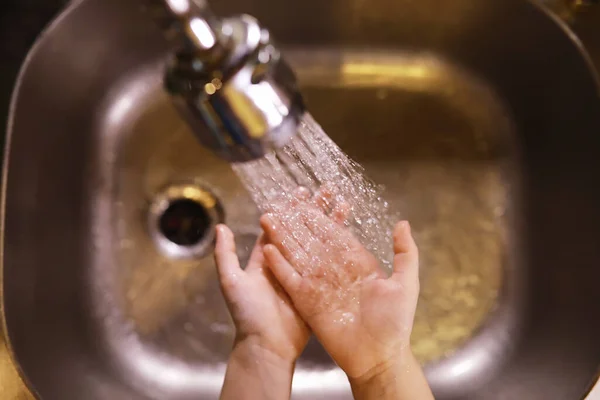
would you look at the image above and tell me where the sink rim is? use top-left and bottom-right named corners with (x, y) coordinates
top-left (2, 0), bottom-right (600, 398)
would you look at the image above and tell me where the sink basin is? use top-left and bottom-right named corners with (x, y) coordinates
top-left (3, 0), bottom-right (600, 399)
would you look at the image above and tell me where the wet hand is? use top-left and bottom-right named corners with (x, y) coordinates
top-left (260, 205), bottom-right (420, 381)
top-left (214, 225), bottom-right (310, 364)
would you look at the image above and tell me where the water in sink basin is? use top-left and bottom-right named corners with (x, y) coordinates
top-left (86, 49), bottom-right (510, 398)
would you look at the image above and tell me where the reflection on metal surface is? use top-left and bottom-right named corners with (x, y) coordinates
top-left (342, 61), bottom-right (432, 80)
top-left (163, 12), bottom-right (305, 161)
top-left (0, 337), bottom-right (33, 399)
top-left (187, 17), bottom-right (217, 49)
top-left (165, 0), bottom-right (190, 15)
top-left (3, 0), bottom-right (600, 398)
top-left (82, 50), bottom-right (517, 398)
top-left (539, 0), bottom-right (599, 22)
top-left (295, 52), bottom-right (445, 92)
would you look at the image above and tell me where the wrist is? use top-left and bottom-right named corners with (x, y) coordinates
top-left (349, 348), bottom-right (416, 391)
top-left (230, 336), bottom-right (296, 373)
top-left (221, 336), bottom-right (297, 400)
top-left (349, 349), bottom-right (433, 400)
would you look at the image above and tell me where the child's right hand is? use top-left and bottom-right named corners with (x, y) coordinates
top-left (260, 202), bottom-right (422, 384)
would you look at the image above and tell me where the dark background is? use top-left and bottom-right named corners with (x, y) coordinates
top-left (0, 0), bottom-right (69, 153)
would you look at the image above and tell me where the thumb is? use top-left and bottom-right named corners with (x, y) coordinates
top-left (391, 221), bottom-right (420, 289)
top-left (214, 224), bottom-right (244, 296)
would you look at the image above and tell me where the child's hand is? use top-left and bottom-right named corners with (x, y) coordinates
top-left (260, 205), bottom-right (421, 382)
top-left (214, 225), bottom-right (310, 364)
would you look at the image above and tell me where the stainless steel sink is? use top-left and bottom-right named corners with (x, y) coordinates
top-left (2, 0), bottom-right (600, 399)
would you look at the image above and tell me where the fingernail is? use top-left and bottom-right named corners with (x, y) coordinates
top-left (264, 214), bottom-right (279, 230)
top-left (398, 220), bottom-right (410, 231)
top-left (215, 224), bottom-right (229, 239)
top-left (295, 186), bottom-right (311, 199)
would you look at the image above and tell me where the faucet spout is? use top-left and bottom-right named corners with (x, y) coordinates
top-left (145, 0), bottom-right (305, 162)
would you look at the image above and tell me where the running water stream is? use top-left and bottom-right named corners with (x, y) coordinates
top-left (233, 113), bottom-right (397, 271)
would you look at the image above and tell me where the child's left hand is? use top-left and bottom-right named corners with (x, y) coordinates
top-left (214, 224), bottom-right (310, 364)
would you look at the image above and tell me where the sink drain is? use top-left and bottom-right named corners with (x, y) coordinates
top-left (159, 199), bottom-right (210, 246)
top-left (148, 183), bottom-right (224, 259)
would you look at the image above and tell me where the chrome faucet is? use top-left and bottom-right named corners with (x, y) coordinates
top-left (144, 0), bottom-right (305, 162)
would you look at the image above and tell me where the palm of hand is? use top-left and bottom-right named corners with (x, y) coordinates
top-left (261, 205), bottom-right (420, 379)
top-left (342, 276), bottom-right (418, 378)
top-left (214, 226), bottom-right (310, 362)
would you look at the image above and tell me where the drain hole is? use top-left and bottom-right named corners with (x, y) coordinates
top-left (149, 183), bottom-right (224, 259)
top-left (158, 199), bottom-right (210, 246)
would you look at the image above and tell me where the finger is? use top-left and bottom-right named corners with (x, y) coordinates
top-left (331, 202), bottom-right (351, 225)
top-left (214, 224), bottom-right (244, 292)
top-left (391, 221), bottom-right (419, 284)
top-left (294, 186), bottom-right (312, 201)
top-left (264, 244), bottom-right (302, 294)
top-left (260, 213), bottom-right (310, 264)
top-left (315, 184), bottom-right (335, 212)
top-left (286, 186), bottom-right (312, 207)
top-left (260, 256), bottom-right (294, 305)
top-left (245, 234), bottom-right (267, 272)
top-left (301, 206), bottom-right (357, 247)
